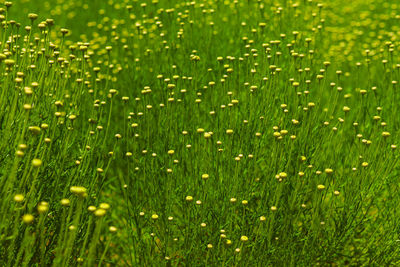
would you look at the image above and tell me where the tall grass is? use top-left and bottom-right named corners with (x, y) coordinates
top-left (0, 0), bottom-right (400, 265)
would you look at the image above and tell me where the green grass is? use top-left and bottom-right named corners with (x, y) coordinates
top-left (1, 0), bottom-right (400, 265)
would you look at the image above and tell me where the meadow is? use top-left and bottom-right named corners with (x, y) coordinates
top-left (0, 0), bottom-right (400, 266)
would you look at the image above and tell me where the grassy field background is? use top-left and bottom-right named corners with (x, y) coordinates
top-left (1, 0), bottom-right (400, 266)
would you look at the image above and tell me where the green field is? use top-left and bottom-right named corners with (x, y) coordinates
top-left (1, 0), bottom-right (400, 266)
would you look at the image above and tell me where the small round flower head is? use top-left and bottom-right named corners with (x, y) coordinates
top-left (230, 198), bottom-right (237, 203)
top-left (259, 215), bottom-right (266, 222)
top-left (32, 158), bottom-right (42, 168)
top-left (109, 226), bottom-right (117, 233)
top-left (185, 195), bottom-right (193, 202)
top-left (4, 59), bottom-right (15, 66)
top-left (167, 150), bottom-right (174, 155)
top-left (88, 206), bottom-right (96, 212)
top-left (22, 214), bottom-right (34, 224)
top-left (18, 144), bottom-right (27, 150)
top-left (271, 206), bottom-right (277, 211)
top-left (226, 129), bottom-right (234, 135)
top-left (334, 190), bottom-right (340, 196)
top-left (29, 126), bottom-right (41, 135)
top-left (382, 131), bottom-right (390, 137)
top-left (28, 13), bottom-right (38, 21)
top-left (14, 194), bottom-right (24, 203)
top-left (94, 208), bottom-right (106, 217)
top-left (361, 162), bottom-right (368, 167)
top-left (37, 201), bottom-right (49, 213)
top-left (273, 132), bottom-right (281, 138)
top-left (279, 172), bottom-right (287, 179)
top-left (207, 244), bottom-right (213, 249)
top-left (151, 214), bottom-right (159, 220)
top-left (325, 168), bottom-right (333, 174)
top-left (240, 235), bottom-right (249, 242)
top-left (343, 106), bottom-right (350, 112)
top-left (61, 198), bottom-right (70, 206)
top-left (60, 198), bottom-right (71, 207)
top-left (70, 186), bottom-right (87, 197)
top-left (99, 203), bottom-right (110, 210)
top-left (317, 184), bottom-right (325, 190)
top-left (201, 173), bottom-right (209, 180)
top-left (226, 239), bottom-right (232, 245)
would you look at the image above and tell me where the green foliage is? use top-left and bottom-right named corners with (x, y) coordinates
top-left (0, 0), bottom-right (400, 266)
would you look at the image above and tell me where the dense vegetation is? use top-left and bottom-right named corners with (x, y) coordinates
top-left (1, 0), bottom-right (400, 265)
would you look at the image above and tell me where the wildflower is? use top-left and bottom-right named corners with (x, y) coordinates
top-left (14, 194), bottom-right (24, 203)
top-left (61, 199), bottom-right (70, 206)
top-left (240, 236), bottom-right (249, 242)
top-left (32, 158), bottom-right (42, 167)
top-left (22, 214), bottom-right (34, 224)
top-left (88, 206), bottom-right (96, 212)
top-left (94, 209), bottom-right (106, 217)
top-left (70, 186), bottom-right (87, 197)
top-left (99, 203), bottom-right (110, 210)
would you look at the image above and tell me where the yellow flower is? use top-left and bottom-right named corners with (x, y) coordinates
top-left (201, 173), bottom-right (209, 180)
top-left (14, 194), bottom-right (24, 203)
top-left (32, 158), bottom-right (42, 167)
top-left (22, 214), bottom-right (34, 224)
top-left (94, 209), bottom-right (106, 217)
